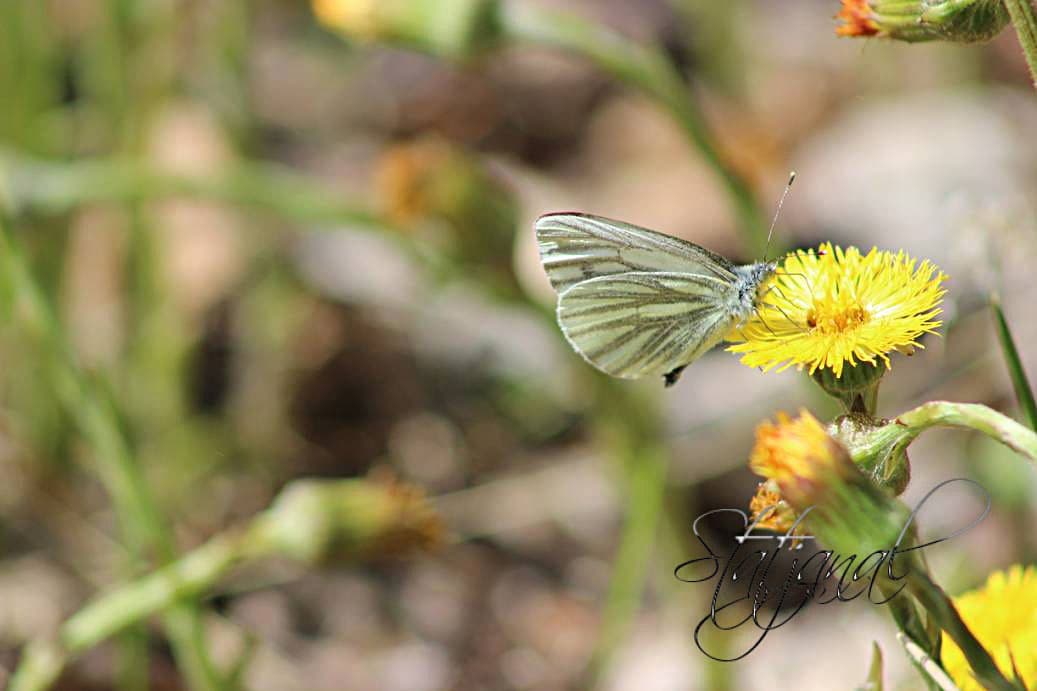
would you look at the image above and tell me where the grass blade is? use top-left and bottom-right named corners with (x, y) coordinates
top-left (990, 293), bottom-right (1037, 432)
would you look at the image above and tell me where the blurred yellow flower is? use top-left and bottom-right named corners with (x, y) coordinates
top-left (836, 0), bottom-right (879, 37)
top-left (311, 0), bottom-right (499, 58)
top-left (942, 565), bottom-right (1037, 691)
top-left (312, 0), bottom-right (378, 38)
top-left (727, 243), bottom-right (946, 378)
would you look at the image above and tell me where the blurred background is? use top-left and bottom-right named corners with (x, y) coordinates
top-left (1, 0), bottom-right (1036, 689)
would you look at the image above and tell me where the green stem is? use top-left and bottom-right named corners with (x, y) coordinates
top-left (8, 476), bottom-right (439, 691)
top-left (897, 633), bottom-right (965, 691)
top-left (895, 401), bottom-right (1037, 462)
top-left (9, 526), bottom-right (263, 691)
top-left (572, 377), bottom-right (671, 685)
top-left (497, 3), bottom-right (768, 254)
top-left (855, 401), bottom-right (1037, 471)
top-left (907, 572), bottom-right (1025, 690)
top-left (1, 153), bottom-right (389, 231)
top-left (585, 439), bottom-right (668, 685)
top-left (0, 217), bottom-right (164, 552)
top-left (1004, 0), bottom-right (1037, 90)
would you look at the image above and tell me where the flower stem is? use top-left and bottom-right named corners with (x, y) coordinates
top-left (894, 400), bottom-right (1037, 462)
top-left (1003, 0), bottom-right (1037, 89)
top-left (854, 401), bottom-right (1037, 473)
top-left (1, 153), bottom-right (388, 231)
top-left (8, 477), bottom-right (440, 691)
top-left (577, 378), bottom-right (670, 686)
top-left (497, 3), bottom-right (768, 254)
top-left (897, 633), bottom-right (965, 691)
top-left (8, 527), bottom-right (260, 691)
top-left (585, 439), bottom-right (668, 685)
top-left (907, 571), bottom-right (1025, 690)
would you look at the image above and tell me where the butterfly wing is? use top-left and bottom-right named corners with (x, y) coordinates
top-left (536, 213), bottom-right (737, 294)
top-left (556, 271), bottom-right (737, 379)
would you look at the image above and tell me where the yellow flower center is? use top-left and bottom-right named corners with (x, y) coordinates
top-left (807, 303), bottom-right (869, 334)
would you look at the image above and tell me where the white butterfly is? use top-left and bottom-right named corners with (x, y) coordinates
top-left (535, 213), bottom-right (777, 387)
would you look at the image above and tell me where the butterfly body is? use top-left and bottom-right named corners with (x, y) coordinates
top-left (536, 212), bottom-right (776, 386)
top-left (732, 262), bottom-right (779, 321)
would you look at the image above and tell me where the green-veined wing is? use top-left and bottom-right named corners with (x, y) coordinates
top-left (536, 213), bottom-right (737, 294)
top-left (556, 271), bottom-right (736, 379)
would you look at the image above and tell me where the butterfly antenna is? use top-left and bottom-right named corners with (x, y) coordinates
top-left (764, 171), bottom-right (796, 261)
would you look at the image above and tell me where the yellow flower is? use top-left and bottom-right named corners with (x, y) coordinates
top-left (727, 243), bottom-right (946, 378)
top-left (942, 565), bottom-right (1037, 691)
top-left (311, 0), bottom-right (500, 59)
top-left (312, 0), bottom-right (378, 39)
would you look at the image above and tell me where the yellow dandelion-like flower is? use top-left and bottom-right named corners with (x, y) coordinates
top-left (727, 243), bottom-right (946, 378)
top-left (942, 565), bottom-right (1037, 690)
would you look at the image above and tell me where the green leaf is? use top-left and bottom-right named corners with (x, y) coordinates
top-left (855, 642), bottom-right (884, 691)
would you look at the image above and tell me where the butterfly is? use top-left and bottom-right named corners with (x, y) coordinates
top-left (535, 213), bottom-right (778, 387)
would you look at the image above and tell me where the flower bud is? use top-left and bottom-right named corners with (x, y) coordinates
top-left (829, 412), bottom-right (910, 496)
top-left (748, 480), bottom-right (799, 534)
top-left (258, 477), bottom-right (444, 565)
top-left (376, 137), bottom-right (519, 285)
top-left (811, 360), bottom-right (885, 414)
top-left (749, 410), bottom-right (912, 555)
top-left (313, 0), bottom-right (501, 59)
top-left (836, 0), bottom-right (1009, 43)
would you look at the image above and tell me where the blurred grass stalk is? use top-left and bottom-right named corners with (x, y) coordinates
top-left (0, 151), bottom-right (452, 281)
top-left (0, 213), bottom-right (228, 691)
top-left (584, 385), bottom-right (669, 687)
top-left (1003, 0), bottom-right (1037, 89)
top-left (8, 477), bottom-right (443, 691)
top-left (0, 152), bottom-right (389, 231)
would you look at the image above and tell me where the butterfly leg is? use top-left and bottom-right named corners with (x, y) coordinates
top-left (765, 284), bottom-right (807, 330)
top-left (663, 365), bottom-right (687, 387)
